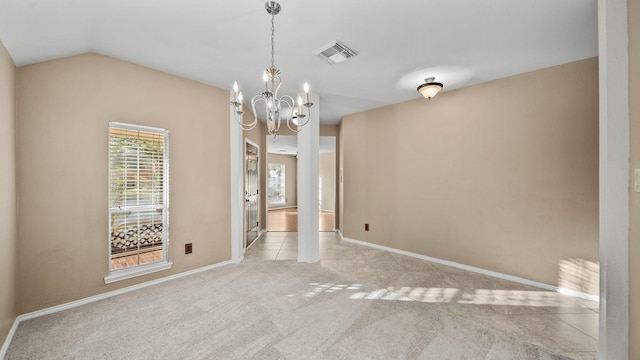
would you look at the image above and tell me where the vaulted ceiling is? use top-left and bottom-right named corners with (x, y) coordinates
top-left (0, 0), bottom-right (598, 124)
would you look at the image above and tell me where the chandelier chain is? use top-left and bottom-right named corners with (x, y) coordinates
top-left (270, 11), bottom-right (275, 68)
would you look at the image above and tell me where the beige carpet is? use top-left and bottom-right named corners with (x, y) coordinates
top-left (6, 260), bottom-right (572, 359)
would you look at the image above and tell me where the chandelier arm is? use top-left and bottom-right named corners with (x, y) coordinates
top-left (287, 94), bottom-right (312, 130)
top-left (273, 73), bottom-right (282, 98)
top-left (278, 95), bottom-right (294, 108)
top-left (231, 103), bottom-right (258, 131)
top-left (250, 94), bottom-right (267, 108)
top-left (286, 119), bottom-right (301, 133)
top-left (278, 96), bottom-right (294, 134)
top-left (294, 104), bottom-right (312, 129)
top-left (277, 95), bottom-right (302, 133)
top-left (288, 113), bottom-right (311, 132)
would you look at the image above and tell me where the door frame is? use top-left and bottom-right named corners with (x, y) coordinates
top-left (244, 138), bottom-right (260, 249)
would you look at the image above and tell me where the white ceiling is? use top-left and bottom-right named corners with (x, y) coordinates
top-left (267, 136), bottom-right (335, 155)
top-left (0, 0), bottom-right (598, 124)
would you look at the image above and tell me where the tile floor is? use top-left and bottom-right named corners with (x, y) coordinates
top-left (245, 231), bottom-right (599, 360)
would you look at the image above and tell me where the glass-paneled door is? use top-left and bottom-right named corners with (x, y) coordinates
top-left (245, 141), bottom-right (260, 248)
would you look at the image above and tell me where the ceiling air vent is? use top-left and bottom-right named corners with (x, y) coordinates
top-left (313, 40), bottom-right (357, 65)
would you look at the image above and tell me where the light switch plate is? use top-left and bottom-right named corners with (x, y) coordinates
top-left (635, 169), bottom-right (640, 192)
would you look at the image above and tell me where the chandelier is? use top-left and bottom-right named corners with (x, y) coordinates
top-left (231, 1), bottom-right (314, 138)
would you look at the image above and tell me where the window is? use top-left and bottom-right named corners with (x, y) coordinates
top-left (105, 122), bottom-right (171, 283)
top-left (267, 163), bottom-right (286, 206)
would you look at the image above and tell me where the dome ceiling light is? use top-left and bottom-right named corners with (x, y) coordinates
top-left (417, 77), bottom-right (443, 100)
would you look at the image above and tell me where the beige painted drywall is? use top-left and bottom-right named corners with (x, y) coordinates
top-left (341, 58), bottom-right (599, 293)
top-left (250, 123), bottom-right (340, 231)
top-left (0, 39), bottom-right (17, 346)
top-left (16, 53), bottom-right (232, 313)
top-left (629, 0), bottom-right (639, 356)
top-left (261, 124), bottom-right (340, 216)
top-left (320, 152), bottom-right (336, 212)
top-left (320, 124), bottom-right (340, 229)
top-left (267, 153), bottom-right (297, 209)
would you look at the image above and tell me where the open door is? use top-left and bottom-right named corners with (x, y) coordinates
top-left (245, 140), bottom-right (260, 248)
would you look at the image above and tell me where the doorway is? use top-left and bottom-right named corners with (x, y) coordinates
top-left (265, 135), bottom-right (336, 232)
top-left (244, 140), bottom-right (260, 248)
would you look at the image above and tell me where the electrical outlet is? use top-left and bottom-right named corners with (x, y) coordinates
top-left (185, 243), bottom-right (193, 254)
top-left (365, 223), bottom-right (369, 231)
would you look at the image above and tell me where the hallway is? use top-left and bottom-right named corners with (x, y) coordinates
top-left (267, 208), bottom-right (335, 232)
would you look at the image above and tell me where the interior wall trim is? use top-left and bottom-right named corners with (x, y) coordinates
top-left (0, 316), bottom-right (18, 359)
top-left (340, 235), bottom-right (599, 302)
top-left (0, 260), bottom-right (235, 358)
top-left (267, 205), bottom-right (298, 210)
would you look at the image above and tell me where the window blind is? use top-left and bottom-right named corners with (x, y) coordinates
top-left (108, 123), bottom-right (169, 271)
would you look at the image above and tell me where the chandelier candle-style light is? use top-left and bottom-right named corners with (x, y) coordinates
top-left (231, 1), bottom-right (314, 138)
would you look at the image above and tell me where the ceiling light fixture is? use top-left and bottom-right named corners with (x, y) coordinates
top-left (231, 1), bottom-right (314, 138)
top-left (417, 77), bottom-right (443, 100)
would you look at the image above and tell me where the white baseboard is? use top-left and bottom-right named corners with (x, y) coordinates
top-left (0, 315), bottom-right (19, 359)
top-left (0, 260), bottom-right (235, 358)
top-left (268, 206), bottom-right (297, 210)
top-left (339, 235), bottom-right (599, 302)
top-left (298, 256), bottom-right (321, 263)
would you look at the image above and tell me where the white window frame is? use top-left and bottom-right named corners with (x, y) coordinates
top-left (104, 122), bottom-right (172, 284)
top-left (267, 163), bottom-right (286, 206)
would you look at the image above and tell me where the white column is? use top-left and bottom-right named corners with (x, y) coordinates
top-left (230, 90), bottom-right (244, 263)
top-left (297, 92), bottom-right (320, 263)
top-left (597, 0), bottom-right (629, 358)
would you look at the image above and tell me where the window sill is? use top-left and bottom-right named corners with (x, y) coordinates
top-left (104, 261), bottom-right (173, 284)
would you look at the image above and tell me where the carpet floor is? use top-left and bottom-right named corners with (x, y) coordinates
top-left (6, 259), bottom-right (574, 359)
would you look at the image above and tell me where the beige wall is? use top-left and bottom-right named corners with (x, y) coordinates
top-left (629, 0), bottom-right (639, 356)
top-left (0, 40), bottom-right (17, 346)
top-left (246, 123), bottom-right (340, 230)
top-left (321, 124), bottom-right (340, 229)
top-left (319, 152), bottom-right (336, 212)
top-left (340, 58), bottom-right (599, 292)
top-left (267, 153), bottom-right (297, 208)
top-left (15, 53), bottom-right (232, 313)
